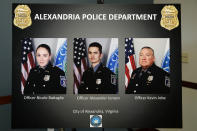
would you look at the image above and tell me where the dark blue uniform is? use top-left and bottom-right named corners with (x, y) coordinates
top-left (78, 63), bottom-right (118, 94)
top-left (24, 63), bottom-right (66, 94)
top-left (126, 63), bottom-right (170, 94)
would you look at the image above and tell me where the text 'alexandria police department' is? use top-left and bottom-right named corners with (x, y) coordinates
top-left (34, 13), bottom-right (157, 21)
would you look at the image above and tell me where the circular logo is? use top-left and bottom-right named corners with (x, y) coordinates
top-left (90, 115), bottom-right (102, 127)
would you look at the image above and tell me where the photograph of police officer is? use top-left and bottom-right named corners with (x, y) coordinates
top-left (125, 38), bottom-right (170, 94)
top-left (74, 38), bottom-right (118, 94)
top-left (23, 38), bottom-right (67, 94)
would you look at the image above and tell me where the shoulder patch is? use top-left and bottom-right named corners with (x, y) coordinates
top-left (60, 76), bottom-right (66, 88)
top-left (165, 76), bottom-right (170, 88)
top-left (111, 74), bottom-right (117, 85)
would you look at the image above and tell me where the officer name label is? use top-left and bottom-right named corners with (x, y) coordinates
top-left (24, 96), bottom-right (64, 100)
top-left (134, 96), bottom-right (166, 101)
top-left (77, 96), bottom-right (120, 101)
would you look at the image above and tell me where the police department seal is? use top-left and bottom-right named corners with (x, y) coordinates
top-left (90, 115), bottom-right (102, 127)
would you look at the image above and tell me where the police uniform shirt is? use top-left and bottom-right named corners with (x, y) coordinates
top-left (78, 63), bottom-right (118, 94)
top-left (24, 63), bottom-right (66, 94)
top-left (126, 63), bottom-right (170, 94)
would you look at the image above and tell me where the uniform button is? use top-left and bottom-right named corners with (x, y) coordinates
top-left (136, 84), bottom-right (138, 86)
top-left (134, 90), bottom-right (136, 93)
top-left (33, 84), bottom-right (35, 87)
top-left (96, 88), bottom-right (99, 90)
top-left (43, 85), bottom-right (45, 87)
top-left (86, 87), bottom-right (88, 90)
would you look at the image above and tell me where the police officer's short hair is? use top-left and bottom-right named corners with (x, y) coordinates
top-left (89, 42), bottom-right (102, 54)
top-left (141, 46), bottom-right (154, 56)
top-left (36, 44), bottom-right (51, 55)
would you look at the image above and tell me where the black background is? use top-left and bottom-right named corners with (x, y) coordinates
top-left (12, 4), bottom-right (182, 128)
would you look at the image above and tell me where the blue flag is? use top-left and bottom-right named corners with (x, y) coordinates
top-left (162, 49), bottom-right (170, 73)
top-left (54, 39), bottom-right (67, 73)
top-left (107, 48), bottom-right (119, 75)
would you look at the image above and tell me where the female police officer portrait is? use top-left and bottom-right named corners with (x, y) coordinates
top-left (24, 44), bottom-right (66, 94)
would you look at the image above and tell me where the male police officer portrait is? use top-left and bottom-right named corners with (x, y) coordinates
top-left (78, 42), bottom-right (118, 94)
top-left (126, 46), bottom-right (170, 94)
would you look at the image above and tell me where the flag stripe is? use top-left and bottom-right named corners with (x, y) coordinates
top-left (127, 58), bottom-right (133, 76)
top-left (21, 81), bottom-right (24, 94)
top-left (28, 52), bottom-right (35, 68)
top-left (21, 72), bottom-right (26, 88)
top-left (129, 55), bottom-right (136, 71)
top-left (73, 64), bottom-right (81, 83)
top-left (21, 64), bottom-right (28, 81)
top-left (27, 57), bottom-right (32, 73)
top-left (81, 58), bottom-right (87, 72)
top-left (125, 65), bottom-right (131, 87)
top-left (74, 84), bottom-right (78, 94)
top-left (74, 74), bottom-right (80, 88)
top-left (125, 65), bottom-right (131, 82)
top-left (23, 63), bottom-right (29, 74)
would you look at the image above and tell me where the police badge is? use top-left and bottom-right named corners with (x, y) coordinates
top-left (96, 79), bottom-right (101, 85)
top-left (148, 76), bottom-right (153, 81)
top-left (44, 75), bottom-right (50, 81)
top-left (160, 5), bottom-right (179, 31)
top-left (147, 75), bottom-right (153, 84)
top-left (13, 5), bottom-right (32, 29)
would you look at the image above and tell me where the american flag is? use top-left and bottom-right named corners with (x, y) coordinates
top-left (73, 38), bottom-right (88, 94)
top-left (125, 38), bottom-right (136, 88)
top-left (21, 38), bottom-right (36, 94)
